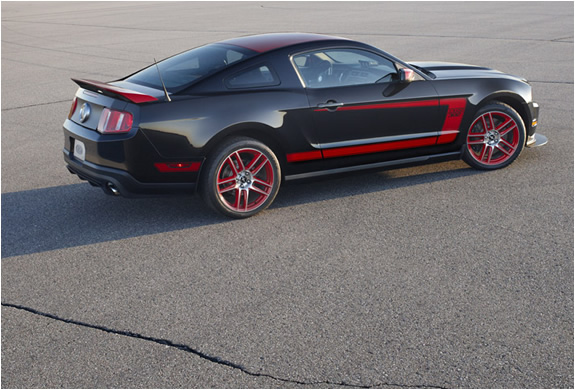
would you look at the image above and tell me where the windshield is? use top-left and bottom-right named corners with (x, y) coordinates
top-left (124, 43), bottom-right (257, 92)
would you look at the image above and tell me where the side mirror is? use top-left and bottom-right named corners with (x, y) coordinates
top-left (399, 68), bottom-right (416, 83)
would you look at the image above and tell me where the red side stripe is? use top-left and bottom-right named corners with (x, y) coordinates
top-left (322, 137), bottom-right (437, 159)
top-left (290, 97), bottom-right (468, 162)
top-left (437, 98), bottom-right (467, 144)
top-left (315, 99), bottom-right (439, 112)
top-left (286, 150), bottom-right (323, 162)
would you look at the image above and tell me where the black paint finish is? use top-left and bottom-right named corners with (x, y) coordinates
top-left (63, 33), bottom-right (541, 198)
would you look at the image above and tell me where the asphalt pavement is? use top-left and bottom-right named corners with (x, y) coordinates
top-left (2, 2), bottom-right (573, 388)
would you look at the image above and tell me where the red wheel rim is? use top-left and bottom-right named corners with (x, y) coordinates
top-left (216, 148), bottom-right (275, 213)
top-left (467, 111), bottom-right (520, 165)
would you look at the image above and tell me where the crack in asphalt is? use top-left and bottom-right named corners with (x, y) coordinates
top-left (2, 99), bottom-right (72, 112)
top-left (2, 56), bottom-right (119, 81)
top-left (2, 19), bottom-right (573, 45)
top-left (2, 302), bottom-right (446, 389)
top-left (2, 38), bottom-right (151, 65)
top-left (328, 31), bottom-right (574, 44)
top-left (529, 80), bottom-right (574, 85)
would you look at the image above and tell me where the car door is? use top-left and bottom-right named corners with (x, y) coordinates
top-left (292, 48), bottom-right (441, 159)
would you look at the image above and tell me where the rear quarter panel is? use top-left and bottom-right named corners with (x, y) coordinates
top-left (137, 88), bottom-right (315, 161)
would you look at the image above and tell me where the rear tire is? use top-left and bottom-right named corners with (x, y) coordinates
top-left (200, 137), bottom-right (281, 218)
top-left (463, 102), bottom-right (526, 170)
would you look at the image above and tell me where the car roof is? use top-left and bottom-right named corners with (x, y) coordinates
top-left (219, 33), bottom-right (350, 53)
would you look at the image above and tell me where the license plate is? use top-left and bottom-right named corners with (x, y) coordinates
top-left (73, 139), bottom-right (86, 161)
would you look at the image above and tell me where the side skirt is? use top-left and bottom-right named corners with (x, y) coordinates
top-left (284, 151), bottom-right (461, 181)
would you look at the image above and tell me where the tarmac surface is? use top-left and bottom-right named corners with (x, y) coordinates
top-left (2, 2), bottom-right (573, 388)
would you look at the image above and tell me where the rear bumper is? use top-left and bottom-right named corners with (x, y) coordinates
top-left (64, 149), bottom-right (196, 197)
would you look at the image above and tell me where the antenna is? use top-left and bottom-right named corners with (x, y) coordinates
top-left (154, 58), bottom-right (171, 102)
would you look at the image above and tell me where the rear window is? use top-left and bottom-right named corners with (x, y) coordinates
top-left (124, 43), bottom-right (257, 92)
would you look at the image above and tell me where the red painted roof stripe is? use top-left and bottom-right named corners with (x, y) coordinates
top-left (220, 33), bottom-right (347, 53)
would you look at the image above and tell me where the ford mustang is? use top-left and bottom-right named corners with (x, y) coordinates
top-left (63, 33), bottom-right (547, 218)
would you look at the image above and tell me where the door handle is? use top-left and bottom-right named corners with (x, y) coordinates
top-left (317, 101), bottom-right (344, 110)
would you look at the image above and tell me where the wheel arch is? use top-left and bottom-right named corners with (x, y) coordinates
top-left (201, 122), bottom-right (288, 172)
top-left (475, 92), bottom-right (530, 135)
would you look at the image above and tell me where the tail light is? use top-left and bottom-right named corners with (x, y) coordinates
top-left (68, 97), bottom-right (78, 119)
top-left (97, 108), bottom-right (133, 134)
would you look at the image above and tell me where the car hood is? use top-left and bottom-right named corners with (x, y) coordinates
top-left (408, 61), bottom-right (523, 81)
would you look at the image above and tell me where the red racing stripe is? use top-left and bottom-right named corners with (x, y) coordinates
top-left (322, 137), bottom-right (437, 159)
top-left (437, 98), bottom-right (467, 144)
top-left (291, 97), bottom-right (468, 162)
top-left (314, 99), bottom-right (439, 112)
top-left (286, 150), bottom-right (323, 162)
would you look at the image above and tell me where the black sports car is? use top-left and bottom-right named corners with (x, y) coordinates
top-left (64, 33), bottom-right (547, 218)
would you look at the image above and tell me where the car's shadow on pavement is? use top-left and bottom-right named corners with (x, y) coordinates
top-left (2, 161), bottom-right (480, 258)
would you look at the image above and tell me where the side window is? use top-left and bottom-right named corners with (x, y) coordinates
top-left (225, 65), bottom-right (280, 89)
top-left (292, 48), bottom-right (398, 89)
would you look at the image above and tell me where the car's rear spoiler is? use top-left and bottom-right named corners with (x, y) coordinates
top-left (71, 78), bottom-right (159, 104)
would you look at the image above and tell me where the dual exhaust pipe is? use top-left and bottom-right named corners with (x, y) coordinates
top-left (106, 182), bottom-right (120, 196)
top-left (66, 165), bottom-right (121, 196)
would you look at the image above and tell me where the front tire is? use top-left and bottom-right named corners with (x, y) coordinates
top-left (463, 102), bottom-right (526, 170)
top-left (200, 137), bottom-right (281, 218)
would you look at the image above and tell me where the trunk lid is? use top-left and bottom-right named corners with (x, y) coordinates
top-left (68, 79), bottom-right (166, 132)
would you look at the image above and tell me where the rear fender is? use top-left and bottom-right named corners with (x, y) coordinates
top-left (202, 122), bottom-right (288, 167)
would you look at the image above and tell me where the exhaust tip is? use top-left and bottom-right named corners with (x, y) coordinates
top-left (106, 182), bottom-right (120, 196)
